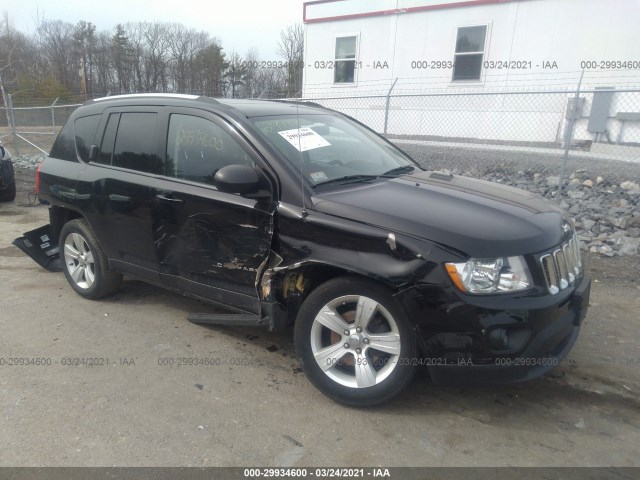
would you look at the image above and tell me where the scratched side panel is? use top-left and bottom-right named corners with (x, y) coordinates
top-left (151, 176), bottom-right (275, 301)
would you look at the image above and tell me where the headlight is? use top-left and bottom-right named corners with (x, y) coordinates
top-left (445, 256), bottom-right (531, 294)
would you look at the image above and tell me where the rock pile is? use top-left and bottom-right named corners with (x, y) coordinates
top-left (483, 169), bottom-right (640, 257)
top-left (11, 153), bottom-right (47, 170)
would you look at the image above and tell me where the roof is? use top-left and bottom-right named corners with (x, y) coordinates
top-left (216, 98), bottom-right (328, 117)
top-left (303, 0), bottom-right (522, 24)
top-left (85, 94), bottom-right (325, 118)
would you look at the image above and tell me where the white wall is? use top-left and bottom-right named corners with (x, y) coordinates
top-left (302, 0), bottom-right (640, 143)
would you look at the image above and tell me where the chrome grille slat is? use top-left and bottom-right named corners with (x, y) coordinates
top-left (554, 249), bottom-right (569, 290)
top-left (540, 254), bottom-right (559, 295)
top-left (563, 243), bottom-right (575, 284)
top-left (540, 234), bottom-right (583, 295)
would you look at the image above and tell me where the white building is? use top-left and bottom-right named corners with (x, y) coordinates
top-left (301, 0), bottom-right (640, 146)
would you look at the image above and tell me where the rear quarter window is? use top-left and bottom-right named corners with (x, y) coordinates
top-left (49, 120), bottom-right (77, 162)
top-left (74, 115), bottom-right (101, 162)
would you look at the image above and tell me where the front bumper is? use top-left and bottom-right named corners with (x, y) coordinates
top-left (401, 274), bottom-right (591, 386)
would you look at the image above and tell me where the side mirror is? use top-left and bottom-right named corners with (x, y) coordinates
top-left (88, 144), bottom-right (99, 162)
top-left (214, 164), bottom-right (261, 195)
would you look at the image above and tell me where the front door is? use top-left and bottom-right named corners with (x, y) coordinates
top-left (150, 109), bottom-right (276, 313)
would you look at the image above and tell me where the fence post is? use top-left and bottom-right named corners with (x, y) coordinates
top-left (557, 70), bottom-right (584, 202)
top-left (383, 78), bottom-right (398, 135)
top-left (7, 94), bottom-right (19, 156)
top-left (50, 97), bottom-right (60, 134)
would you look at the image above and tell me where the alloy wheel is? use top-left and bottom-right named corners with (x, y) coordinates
top-left (63, 232), bottom-right (96, 289)
top-left (310, 295), bottom-right (401, 388)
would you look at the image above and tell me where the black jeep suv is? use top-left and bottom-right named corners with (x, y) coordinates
top-left (16, 94), bottom-right (590, 406)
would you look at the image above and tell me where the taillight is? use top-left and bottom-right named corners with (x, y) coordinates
top-left (35, 160), bottom-right (44, 194)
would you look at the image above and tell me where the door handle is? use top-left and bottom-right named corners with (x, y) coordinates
top-left (156, 193), bottom-right (185, 204)
top-left (109, 194), bottom-right (132, 203)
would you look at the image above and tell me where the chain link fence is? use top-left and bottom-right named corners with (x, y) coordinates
top-left (1, 87), bottom-right (639, 256)
top-left (0, 96), bottom-right (82, 160)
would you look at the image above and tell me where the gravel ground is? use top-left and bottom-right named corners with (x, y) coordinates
top-left (1, 167), bottom-right (639, 467)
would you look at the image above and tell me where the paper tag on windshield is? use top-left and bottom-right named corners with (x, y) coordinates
top-left (310, 171), bottom-right (328, 182)
top-left (277, 127), bottom-right (331, 152)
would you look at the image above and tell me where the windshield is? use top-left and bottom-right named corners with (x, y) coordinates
top-left (250, 113), bottom-right (419, 188)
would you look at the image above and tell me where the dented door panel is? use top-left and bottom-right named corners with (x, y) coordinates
top-left (151, 176), bottom-right (275, 301)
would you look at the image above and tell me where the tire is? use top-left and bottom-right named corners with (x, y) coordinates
top-left (0, 181), bottom-right (16, 202)
top-left (59, 219), bottom-right (122, 299)
top-left (0, 161), bottom-right (16, 202)
top-left (294, 276), bottom-right (418, 406)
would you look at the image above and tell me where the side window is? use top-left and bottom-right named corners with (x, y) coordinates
top-left (98, 113), bottom-right (119, 165)
top-left (49, 120), bottom-right (77, 161)
top-left (112, 112), bottom-right (158, 173)
top-left (165, 114), bottom-right (253, 186)
top-left (74, 115), bottom-right (101, 162)
top-left (452, 25), bottom-right (487, 81)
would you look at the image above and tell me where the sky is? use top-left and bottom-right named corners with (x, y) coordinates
top-left (0, 0), bottom-right (306, 58)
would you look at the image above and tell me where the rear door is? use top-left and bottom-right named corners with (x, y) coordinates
top-left (79, 108), bottom-right (161, 279)
top-left (150, 108), bottom-right (276, 313)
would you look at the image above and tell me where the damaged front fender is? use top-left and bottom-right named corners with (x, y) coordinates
top-left (258, 203), bottom-right (463, 319)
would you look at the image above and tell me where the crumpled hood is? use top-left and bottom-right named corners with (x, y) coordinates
top-left (312, 171), bottom-right (567, 258)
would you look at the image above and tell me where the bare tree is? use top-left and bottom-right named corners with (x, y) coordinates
top-left (0, 15), bottom-right (300, 103)
top-left (277, 23), bottom-right (304, 97)
top-left (1, 13), bottom-right (47, 105)
top-left (73, 21), bottom-right (97, 98)
top-left (0, 12), bottom-right (18, 122)
top-left (92, 31), bottom-right (115, 95)
top-left (36, 20), bottom-right (76, 92)
top-left (167, 23), bottom-right (192, 93)
top-left (255, 66), bottom-right (288, 99)
top-left (241, 48), bottom-right (260, 98)
top-left (125, 22), bottom-right (146, 92)
top-left (111, 24), bottom-right (132, 93)
top-left (224, 52), bottom-right (247, 98)
top-left (141, 22), bottom-right (170, 91)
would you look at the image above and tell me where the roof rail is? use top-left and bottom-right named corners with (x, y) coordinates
top-left (92, 93), bottom-right (201, 102)
top-left (267, 99), bottom-right (327, 110)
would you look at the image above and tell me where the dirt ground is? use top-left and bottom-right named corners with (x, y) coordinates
top-left (1, 168), bottom-right (639, 467)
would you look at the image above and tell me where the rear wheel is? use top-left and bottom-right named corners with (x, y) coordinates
top-left (60, 219), bottom-right (122, 299)
top-left (294, 277), bottom-right (418, 406)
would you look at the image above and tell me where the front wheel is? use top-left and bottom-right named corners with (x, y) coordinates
top-left (294, 277), bottom-right (418, 406)
top-left (59, 219), bottom-right (122, 299)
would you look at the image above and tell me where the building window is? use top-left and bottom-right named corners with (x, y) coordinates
top-left (334, 36), bottom-right (357, 84)
top-left (452, 25), bottom-right (487, 81)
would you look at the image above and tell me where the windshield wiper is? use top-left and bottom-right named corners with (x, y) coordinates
top-left (311, 166), bottom-right (418, 188)
top-left (379, 165), bottom-right (418, 177)
top-left (312, 174), bottom-right (378, 188)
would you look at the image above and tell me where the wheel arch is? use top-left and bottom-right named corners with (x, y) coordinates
top-left (50, 205), bottom-right (85, 243)
top-left (263, 261), bottom-right (406, 326)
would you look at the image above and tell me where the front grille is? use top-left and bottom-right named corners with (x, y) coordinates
top-left (540, 234), bottom-right (582, 295)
